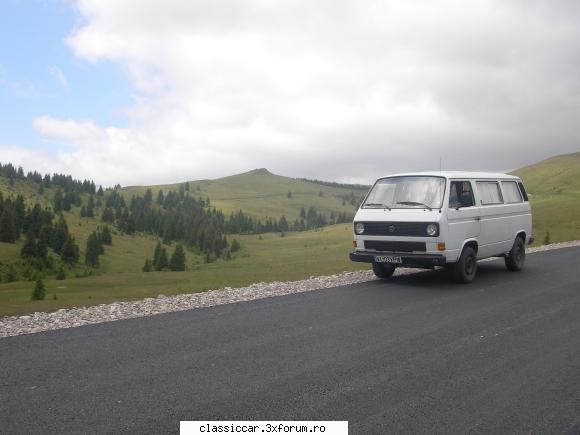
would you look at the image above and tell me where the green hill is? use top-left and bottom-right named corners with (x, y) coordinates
top-left (122, 168), bottom-right (367, 220)
top-left (512, 151), bottom-right (580, 244)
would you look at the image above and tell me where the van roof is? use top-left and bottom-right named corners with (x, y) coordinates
top-left (377, 171), bottom-right (521, 180)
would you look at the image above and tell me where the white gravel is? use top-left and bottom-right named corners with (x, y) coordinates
top-left (2, 240), bottom-right (579, 338)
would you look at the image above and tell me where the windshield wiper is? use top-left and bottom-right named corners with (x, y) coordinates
top-left (364, 203), bottom-right (391, 210)
top-left (396, 201), bottom-right (432, 211)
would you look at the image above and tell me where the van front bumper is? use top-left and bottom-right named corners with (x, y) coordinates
top-left (349, 251), bottom-right (447, 268)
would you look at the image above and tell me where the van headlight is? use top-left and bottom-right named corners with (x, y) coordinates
top-left (426, 223), bottom-right (438, 236)
top-left (355, 223), bottom-right (365, 235)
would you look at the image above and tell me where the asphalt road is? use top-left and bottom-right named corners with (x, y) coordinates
top-left (1, 247), bottom-right (580, 434)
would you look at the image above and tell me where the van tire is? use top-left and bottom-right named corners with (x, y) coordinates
top-left (372, 263), bottom-right (396, 279)
top-left (505, 237), bottom-right (525, 271)
top-left (452, 246), bottom-right (477, 283)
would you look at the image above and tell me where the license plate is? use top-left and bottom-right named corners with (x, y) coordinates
top-left (374, 255), bottom-right (402, 264)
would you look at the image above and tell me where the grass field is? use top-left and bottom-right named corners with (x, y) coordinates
top-left (0, 224), bottom-right (365, 317)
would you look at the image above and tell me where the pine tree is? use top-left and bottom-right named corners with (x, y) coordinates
top-left (97, 186), bottom-right (104, 196)
top-left (51, 215), bottom-right (69, 253)
top-left (156, 190), bottom-right (164, 206)
top-left (100, 225), bottom-right (113, 245)
top-left (31, 277), bottom-right (46, 300)
top-left (155, 246), bottom-right (168, 271)
top-left (85, 233), bottom-right (100, 267)
top-left (14, 195), bottom-right (25, 231)
top-left (279, 216), bottom-right (289, 232)
top-left (62, 193), bottom-right (72, 211)
top-left (170, 244), bottom-right (186, 271)
top-left (21, 231), bottom-right (37, 258)
top-left (36, 236), bottom-right (48, 261)
top-left (144, 189), bottom-right (153, 205)
top-left (101, 207), bottom-right (114, 223)
top-left (153, 241), bottom-right (162, 266)
top-left (93, 230), bottom-right (105, 254)
top-left (0, 208), bottom-right (17, 243)
top-left (60, 235), bottom-right (79, 265)
top-left (87, 195), bottom-right (95, 218)
top-left (142, 258), bottom-right (153, 272)
top-left (231, 238), bottom-right (240, 252)
top-left (53, 189), bottom-right (63, 213)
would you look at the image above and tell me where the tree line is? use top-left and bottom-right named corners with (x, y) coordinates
top-left (0, 161), bottom-right (100, 195)
top-left (225, 207), bottom-right (353, 234)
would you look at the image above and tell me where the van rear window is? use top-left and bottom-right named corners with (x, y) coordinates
top-left (501, 181), bottom-right (523, 203)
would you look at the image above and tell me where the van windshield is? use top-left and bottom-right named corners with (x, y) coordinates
top-left (362, 176), bottom-right (446, 209)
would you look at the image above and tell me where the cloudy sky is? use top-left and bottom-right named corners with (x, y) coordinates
top-left (1, 0), bottom-right (579, 186)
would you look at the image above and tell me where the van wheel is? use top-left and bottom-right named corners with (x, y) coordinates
top-left (452, 246), bottom-right (477, 283)
top-left (505, 237), bottom-right (525, 272)
top-left (372, 263), bottom-right (396, 279)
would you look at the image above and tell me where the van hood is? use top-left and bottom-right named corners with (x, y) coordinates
top-left (354, 208), bottom-right (443, 222)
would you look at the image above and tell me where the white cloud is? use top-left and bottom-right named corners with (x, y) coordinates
top-left (11, 0), bottom-right (580, 185)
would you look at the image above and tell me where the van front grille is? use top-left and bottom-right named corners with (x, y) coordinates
top-left (359, 221), bottom-right (437, 237)
top-left (364, 240), bottom-right (426, 252)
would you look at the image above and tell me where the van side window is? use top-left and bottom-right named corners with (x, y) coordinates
top-left (501, 181), bottom-right (523, 203)
top-left (477, 181), bottom-right (503, 205)
top-left (449, 181), bottom-right (475, 209)
top-left (517, 182), bottom-right (529, 201)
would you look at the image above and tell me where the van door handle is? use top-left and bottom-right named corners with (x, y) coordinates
top-left (474, 216), bottom-right (481, 221)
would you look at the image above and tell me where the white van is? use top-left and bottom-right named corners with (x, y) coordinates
top-left (350, 172), bottom-right (533, 283)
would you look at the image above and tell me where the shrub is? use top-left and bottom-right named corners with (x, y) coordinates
top-left (544, 231), bottom-right (551, 245)
top-left (5, 265), bottom-right (18, 283)
top-left (31, 277), bottom-right (46, 300)
top-left (55, 266), bottom-right (66, 280)
top-left (142, 258), bottom-right (153, 272)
